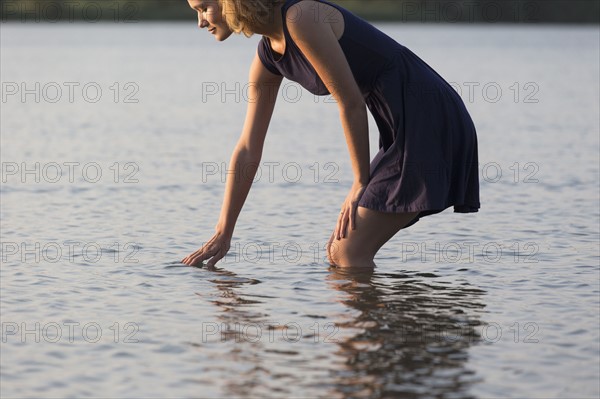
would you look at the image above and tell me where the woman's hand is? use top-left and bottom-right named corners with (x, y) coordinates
top-left (181, 231), bottom-right (231, 268)
top-left (335, 182), bottom-right (367, 240)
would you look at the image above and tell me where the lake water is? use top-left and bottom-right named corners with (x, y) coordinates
top-left (1, 22), bottom-right (599, 398)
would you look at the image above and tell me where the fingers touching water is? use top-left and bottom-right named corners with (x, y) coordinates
top-left (181, 232), bottom-right (231, 268)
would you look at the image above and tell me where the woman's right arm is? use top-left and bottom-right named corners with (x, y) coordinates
top-left (182, 53), bottom-right (283, 268)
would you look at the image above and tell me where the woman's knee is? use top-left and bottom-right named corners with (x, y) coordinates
top-left (327, 238), bottom-right (375, 268)
top-left (326, 208), bottom-right (419, 268)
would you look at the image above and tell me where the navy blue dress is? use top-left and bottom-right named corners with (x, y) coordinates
top-left (257, 0), bottom-right (480, 225)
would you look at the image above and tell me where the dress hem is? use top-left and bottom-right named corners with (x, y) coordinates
top-left (357, 200), bottom-right (479, 223)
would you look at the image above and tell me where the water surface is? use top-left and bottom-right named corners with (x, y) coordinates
top-left (1, 22), bottom-right (599, 398)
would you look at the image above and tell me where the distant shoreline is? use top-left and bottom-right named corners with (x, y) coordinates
top-left (1, 0), bottom-right (599, 24)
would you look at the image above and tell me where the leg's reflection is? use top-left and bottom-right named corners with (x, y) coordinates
top-left (327, 267), bottom-right (486, 398)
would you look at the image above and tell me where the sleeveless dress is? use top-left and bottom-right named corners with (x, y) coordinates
top-left (257, 0), bottom-right (480, 226)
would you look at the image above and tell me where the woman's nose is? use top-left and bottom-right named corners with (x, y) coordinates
top-left (197, 12), bottom-right (208, 29)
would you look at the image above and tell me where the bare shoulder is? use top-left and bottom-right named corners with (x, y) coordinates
top-left (249, 52), bottom-right (283, 85)
top-left (287, 0), bottom-right (344, 40)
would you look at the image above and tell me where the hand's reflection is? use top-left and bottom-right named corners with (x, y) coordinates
top-left (327, 266), bottom-right (486, 398)
top-left (188, 264), bottom-right (269, 397)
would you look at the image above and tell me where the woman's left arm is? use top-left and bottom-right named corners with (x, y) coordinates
top-left (287, 2), bottom-right (370, 239)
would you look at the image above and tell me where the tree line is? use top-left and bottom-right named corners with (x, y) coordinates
top-left (1, 0), bottom-right (598, 23)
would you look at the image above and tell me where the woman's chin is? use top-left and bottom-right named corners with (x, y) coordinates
top-left (215, 31), bottom-right (233, 42)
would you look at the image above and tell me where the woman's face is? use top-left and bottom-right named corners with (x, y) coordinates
top-left (187, 0), bottom-right (233, 41)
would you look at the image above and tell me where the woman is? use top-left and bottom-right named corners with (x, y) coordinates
top-left (181, 0), bottom-right (480, 268)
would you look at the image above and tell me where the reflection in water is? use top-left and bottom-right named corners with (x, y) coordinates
top-left (187, 265), bottom-right (487, 398)
top-left (327, 267), bottom-right (487, 398)
top-left (190, 266), bottom-right (274, 398)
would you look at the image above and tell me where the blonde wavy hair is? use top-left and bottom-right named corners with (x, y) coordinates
top-left (219, 0), bottom-right (284, 37)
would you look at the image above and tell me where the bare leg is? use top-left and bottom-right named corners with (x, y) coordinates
top-left (327, 207), bottom-right (419, 269)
